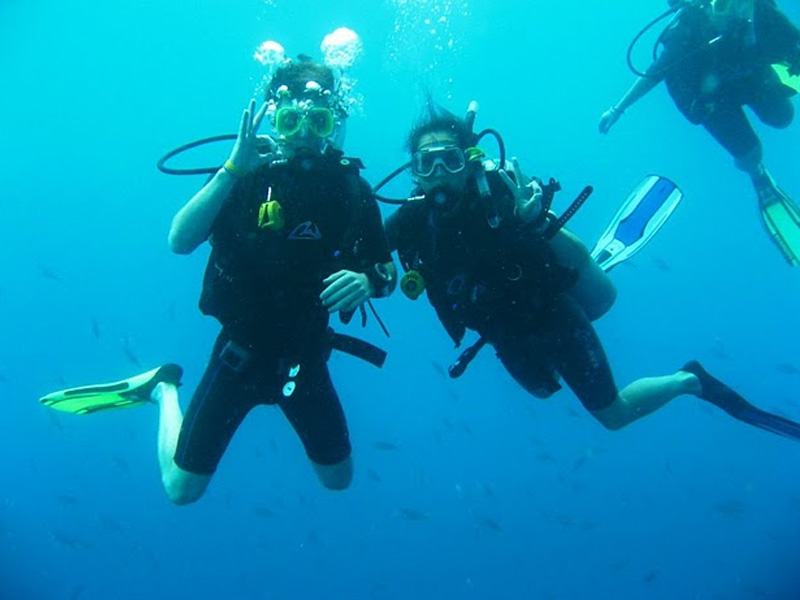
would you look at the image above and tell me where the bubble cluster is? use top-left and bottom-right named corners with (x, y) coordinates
top-left (388, 0), bottom-right (470, 82)
top-left (253, 40), bottom-right (286, 68)
top-left (321, 27), bottom-right (363, 70)
top-left (320, 28), bottom-right (365, 116)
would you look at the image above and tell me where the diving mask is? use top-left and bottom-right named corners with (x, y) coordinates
top-left (709, 0), bottom-right (753, 20)
top-left (275, 105), bottom-right (336, 138)
top-left (411, 146), bottom-right (467, 178)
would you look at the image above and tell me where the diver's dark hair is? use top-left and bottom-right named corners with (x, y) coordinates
top-left (406, 96), bottom-right (472, 153)
top-left (266, 55), bottom-right (336, 99)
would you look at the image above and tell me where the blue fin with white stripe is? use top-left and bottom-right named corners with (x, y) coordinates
top-left (591, 175), bottom-right (683, 272)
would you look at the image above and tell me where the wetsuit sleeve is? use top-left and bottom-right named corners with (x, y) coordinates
top-left (351, 178), bottom-right (397, 298)
top-left (648, 41), bottom-right (675, 79)
top-left (384, 206), bottom-right (404, 253)
top-left (206, 174), bottom-right (247, 243)
top-left (354, 178), bottom-right (392, 264)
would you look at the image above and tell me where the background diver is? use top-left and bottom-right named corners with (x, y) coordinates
top-left (599, 0), bottom-right (800, 265)
top-left (40, 55), bottom-right (397, 504)
top-left (384, 99), bottom-right (800, 443)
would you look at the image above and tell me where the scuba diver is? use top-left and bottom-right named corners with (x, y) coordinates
top-left (599, 0), bottom-right (800, 265)
top-left (39, 55), bottom-right (397, 503)
top-left (383, 99), bottom-right (800, 442)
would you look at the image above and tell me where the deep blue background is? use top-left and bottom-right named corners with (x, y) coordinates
top-left (2, 1), bottom-right (800, 598)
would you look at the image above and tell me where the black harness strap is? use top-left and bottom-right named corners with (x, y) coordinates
top-left (330, 332), bottom-right (387, 368)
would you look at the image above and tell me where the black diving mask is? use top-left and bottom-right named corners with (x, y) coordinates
top-left (412, 146), bottom-right (467, 178)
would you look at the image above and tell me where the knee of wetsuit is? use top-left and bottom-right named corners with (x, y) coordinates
top-left (763, 100), bottom-right (794, 129)
top-left (733, 142), bottom-right (763, 175)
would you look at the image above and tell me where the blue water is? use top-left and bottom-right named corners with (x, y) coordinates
top-left (2, 1), bottom-right (800, 598)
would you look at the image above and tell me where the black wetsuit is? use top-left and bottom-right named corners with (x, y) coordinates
top-left (385, 172), bottom-right (619, 412)
top-left (175, 152), bottom-right (391, 475)
top-left (653, 0), bottom-right (800, 162)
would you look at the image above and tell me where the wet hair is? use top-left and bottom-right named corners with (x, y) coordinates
top-left (266, 55), bottom-right (336, 99)
top-left (406, 96), bottom-right (473, 154)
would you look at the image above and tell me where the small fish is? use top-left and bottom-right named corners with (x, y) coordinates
top-left (111, 455), bottom-right (130, 473)
top-left (528, 435), bottom-right (546, 448)
top-left (269, 438), bottom-right (279, 456)
top-left (642, 569), bottom-right (660, 584)
top-left (304, 530), bottom-right (320, 545)
top-left (458, 421), bottom-right (473, 436)
top-left (712, 499), bottom-right (747, 517)
top-left (776, 363), bottom-right (800, 376)
top-left (369, 581), bottom-right (388, 599)
top-left (253, 506), bottom-right (277, 519)
top-left (535, 451), bottom-right (558, 464)
top-left (609, 559), bottom-right (630, 572)
top-left (100, 516), bottom-right (124, 533)
top-left (366, 468), bottom-right (382, 483)
top-left (432, 428), bottom-right (444, 446)
top-left (741, 583), bottom-right (768, 597)
top-left (47, 411), bottom-right (63, 431)
top-left (50, 530), bottom-right (91, 551)
top-left (122, 338), bottom-right (142, 367)
top-left (68, 585), bottom-right (88, 600)
top-left (167, 302), bottom-right (177, 323)
top-left (555, 513), bottom-right (577, 529)
top-left (710, 336), bottom-right (730, 360)
top-left (372, 440), bottom-right (399, 451)
top-left (396, 508), bottom-right (429, 521)
top-left (479, 482), bottom-right (495, 499)
top-left (56, 494), bottom-right (79, 507)
top-left (476, 516), bottom-right (503, 532)
top-left (91, 317), bottom-right (101, 341)
top-left (650, 256), bottom-right (672, 272)
top-left (571, 455), bottom-right (589, 473)
top-left (564, 406), bottom-right (581, 419)
top-left (38, 264), bottom-right (63, 282)
top-left (430, 361), bottom-right (447, 377)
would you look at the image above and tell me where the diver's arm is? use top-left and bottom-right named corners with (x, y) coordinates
top-left (169, 99), bottom-right (277, 255)
top-left (320, 262), bottom-right (397, 313)
top-left (358, 184), bottom-right (398, 297)
top-left (321, 184), bottom-right (398, 311)
top-left (614, 74), bottom-right (663, 112)
top-left (168, 170), bottom-right (237, 254)
top-left (599, 75), bottom-right (663, 134)
top-left (497, 158), bottom-right (543, 224)
top-left (366, 261), bottom-right (398, 298)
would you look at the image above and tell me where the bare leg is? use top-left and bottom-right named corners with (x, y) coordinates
top-left (311, 457), bottom-right (354, 491)
top-left (151, 382), bottom-right (211, 505)
top-left (591, 371), bottom-right (701, 430)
